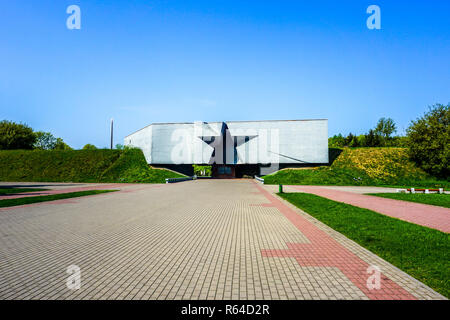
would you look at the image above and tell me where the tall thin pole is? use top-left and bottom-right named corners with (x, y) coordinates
top-left (110, 118), bottom-right (114, 150)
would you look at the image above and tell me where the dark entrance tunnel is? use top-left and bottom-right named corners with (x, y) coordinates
top-left (211, 164), bottom-right (260, 179)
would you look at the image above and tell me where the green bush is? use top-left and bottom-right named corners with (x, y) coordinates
top-left (54, 138), bottom-right (72, 150)
top-left (0, 120), bottom-right (36, 150)
top-left (407, 103), bottom-right (449, 178)
top-left (82, 144), bottom-right (98, 150)
top-left (193, 165), bottom-right (212, 176)
top-left (328, 134), bottom-right (345, 148)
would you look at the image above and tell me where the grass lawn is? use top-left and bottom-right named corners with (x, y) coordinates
top-left (279, 192), bottom-right (450, 298)
top-left (368, 193), bottom-right (450, 208)
top-left (0, 188), bottom-right (48, 195)
top-left (0, 190), bottom-right (117, 208)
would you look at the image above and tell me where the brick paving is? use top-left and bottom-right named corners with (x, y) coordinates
top-left (0, 180), bottom-right (445, 300)
top-left (289, 185), bottom-right (450, 233)
top-left (255, 183), bottom-right (416, 300)
top-left (0, 183), bottom-right (129, 201)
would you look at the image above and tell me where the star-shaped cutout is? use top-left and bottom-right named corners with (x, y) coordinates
top-left (198, 122), bottom-right (257, 164)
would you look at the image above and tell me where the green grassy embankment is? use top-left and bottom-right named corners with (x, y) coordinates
top-left (264, 148), bottom-right (449, 188)
top-left (0, 148), bottom-right (183, 184)
top-left (99, 148), bottom-right (185, 183)
top-left (279, 192), bottom-right (450, 298)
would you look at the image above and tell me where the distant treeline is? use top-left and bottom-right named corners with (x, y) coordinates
top-left (328, 104), bottom-right (449, 178)
top-left (329, 117), bottom-right (407, 148)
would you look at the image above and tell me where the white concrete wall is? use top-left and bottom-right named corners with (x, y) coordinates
top-left (124, 125), bottom-right (152, 163)
top-left (125, 120), bottom-right (328, 165)
top-left (227, 120), bottom-right (328, 165)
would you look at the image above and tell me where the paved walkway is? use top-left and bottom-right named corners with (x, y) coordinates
top-left (287, 186), bottom-right (450, 233)
top-left (0, 183), bottom-right (130, 200)
top-left (0, 180), bottom-right (445, 300)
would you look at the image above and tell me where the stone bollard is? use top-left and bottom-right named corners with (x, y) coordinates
top-left (439, 188), bottom-right (444, 194)
top-left (411, 188), bottom-right (415, 194)
top-left (425, 189), bottom-right (430, 194)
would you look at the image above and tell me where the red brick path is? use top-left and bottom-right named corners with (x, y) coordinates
top-left (254, 182), bottom-right (416, 300)
top-left (292, 186), bottom-right (450, 233)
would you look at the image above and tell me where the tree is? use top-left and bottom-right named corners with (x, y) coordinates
top-left (34, 131), bottom-right (57, 150)
top-left (357, 134), bottom-right (367, 147)
top-left (54, 138), bottom-right (72, 150)
top-left (349, 136), bottom-right (359, 147)
top-left (345, 133), bottom-right (355, 146)
top-left (0, 120), bottom-right (36, 150)
top-left (82, 144), bottom-right (97, 150)
top-left (328, 134), bottom-right (345, 148)
top-left (34, 131), bottom-right (72, 150)
top-left (375, 117), bottom-right (397, 139)
top-left (385, 136), bottom-right (408, 147)
top-left (365, 129), bottom-right (382, 147)
top-left (406, 103), bottom-right (449, 177)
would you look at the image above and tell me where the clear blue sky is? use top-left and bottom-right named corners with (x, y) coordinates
top-left (1, 0), bottom-right (449, 148)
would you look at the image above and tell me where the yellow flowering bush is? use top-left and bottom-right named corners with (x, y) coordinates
top-left (332, 148), bottom-right (428, 182)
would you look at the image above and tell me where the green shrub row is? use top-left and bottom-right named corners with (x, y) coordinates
top-left (0, 149), bottom-right (183, 184)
